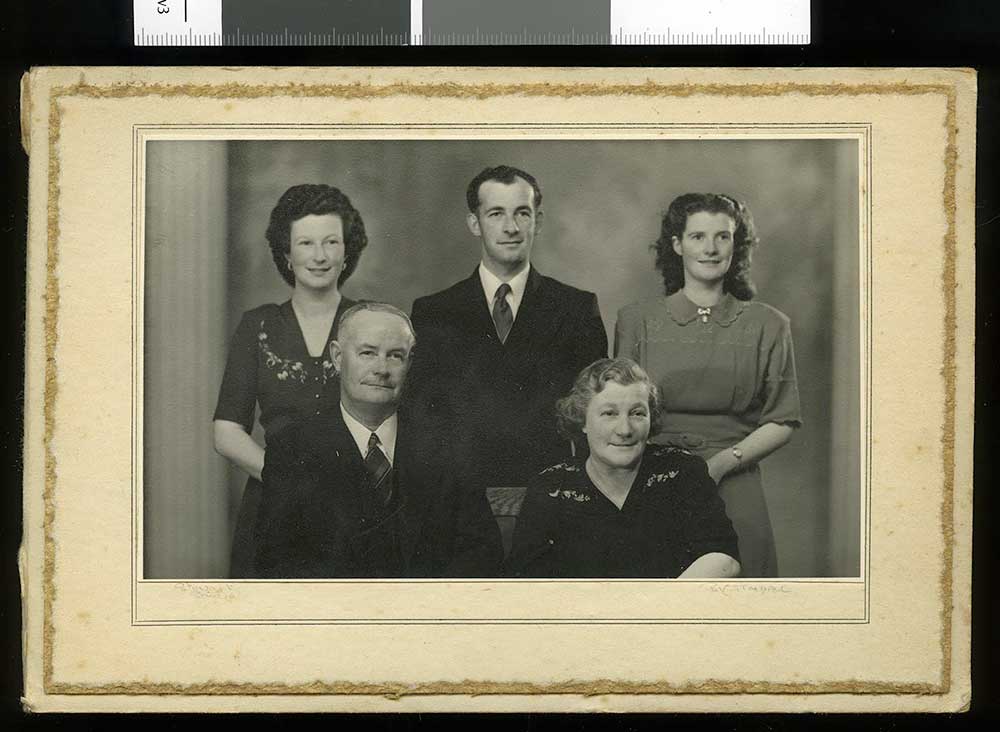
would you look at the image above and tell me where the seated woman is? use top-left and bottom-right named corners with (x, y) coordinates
top-left (505, 358), bottom-right (741, 579)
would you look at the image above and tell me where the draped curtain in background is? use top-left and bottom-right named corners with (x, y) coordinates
top-left (143, 141), bottom-right (230, 578)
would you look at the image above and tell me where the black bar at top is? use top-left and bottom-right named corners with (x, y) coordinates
top-left (221, 0), bottom-right (411, 45)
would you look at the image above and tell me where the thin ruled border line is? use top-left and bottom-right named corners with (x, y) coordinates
top-left (42, 79), bottom-right (958, 697)
top-left (128, 122), bottom-right (866, 625)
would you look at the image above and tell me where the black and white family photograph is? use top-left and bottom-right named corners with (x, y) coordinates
top-left (20, 64), bottom-right (976, 712)
top-left (142, 137), bottom-right (861, 581)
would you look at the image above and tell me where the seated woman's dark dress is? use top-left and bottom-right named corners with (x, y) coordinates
top-left (505, 445), bottom-right (739, 578)
top-left (213, 297), bottom-right (355, 578)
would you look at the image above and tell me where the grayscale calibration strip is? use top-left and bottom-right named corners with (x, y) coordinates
top-left (134, 1), bottom-right (811, 46)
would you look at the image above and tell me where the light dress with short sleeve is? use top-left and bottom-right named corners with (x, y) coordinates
top-left (615, 290), bottom-right (801, 577)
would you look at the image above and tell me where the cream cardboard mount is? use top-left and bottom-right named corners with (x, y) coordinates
top-left (19, 66), bottom-right (975, 713)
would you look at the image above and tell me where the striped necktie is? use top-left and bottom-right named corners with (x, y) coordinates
top-left (364, 432), bottom-right (392, 507)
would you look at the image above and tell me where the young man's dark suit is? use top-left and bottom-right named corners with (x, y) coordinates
top-left (408, 267), bottom-right (608, 487)
top-left (254, 407), bottom-right (503, 578)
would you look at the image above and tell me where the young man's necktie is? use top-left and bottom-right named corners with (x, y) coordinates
top-left (492, 283), bottom-right (513, 343)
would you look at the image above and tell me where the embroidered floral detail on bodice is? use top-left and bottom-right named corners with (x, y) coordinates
top-left (257, 321), bottom-right (337, 385)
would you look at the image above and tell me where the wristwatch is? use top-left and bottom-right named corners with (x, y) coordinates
top-left (731, 445), bottom-right (744, 466)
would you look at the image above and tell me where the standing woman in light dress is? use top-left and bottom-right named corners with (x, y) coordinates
top-left (213, 184), bottom-right (366, 577)
top-left (614, 193), bottom-right (802, 577)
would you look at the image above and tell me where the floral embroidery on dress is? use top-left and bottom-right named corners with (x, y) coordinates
top-left (645, 470), bottom-right (680, 488)
top-left (319, 358), bottom-right (336, 382)
top-left (540, 462), bottom-right (581, 474)
top-left (650, 444), bottom-right (694, 457)
top-left (257, 321), bottom-right (337, 384)
top-left (547, 488), bottom-right (591, 502)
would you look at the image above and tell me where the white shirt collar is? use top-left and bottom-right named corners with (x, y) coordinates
top-left (478, 262), bottom-right (530, 320)
top-left (340, 404), bottom-right (398, 466)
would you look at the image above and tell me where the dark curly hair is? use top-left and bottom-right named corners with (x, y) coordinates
top-left (653, 192), bottom-right (759, 301)
top-left (466, 165), bottom-right (543, 212)
top-left (555, 357), bottom-right (662, 440)
top-left (266, 184), bottom-right (368, 288)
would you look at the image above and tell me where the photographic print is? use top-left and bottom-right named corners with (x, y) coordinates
top-left (20, 66), bottom-right (974, 712)
top-left (142, 136), bottom-right (861, 585)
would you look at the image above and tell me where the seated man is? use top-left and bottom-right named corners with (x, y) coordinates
top-left (254, 302), bottom-right (503, 578)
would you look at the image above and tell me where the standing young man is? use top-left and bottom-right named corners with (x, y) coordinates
top-left (409, 165), bottom-right (608, 487)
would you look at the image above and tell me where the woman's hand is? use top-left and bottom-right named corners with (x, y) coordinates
top-left (705, 452), bottom-right (731, 484)
top-left (213, 419), bottom-right (265, 481)
top-left (678, 552), bottom-right (741, 578)
top-left (707, 422), bottom-right (796, 485)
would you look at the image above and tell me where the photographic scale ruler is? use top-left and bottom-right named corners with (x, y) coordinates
top-left (134, 1), bottom-right (811, 46)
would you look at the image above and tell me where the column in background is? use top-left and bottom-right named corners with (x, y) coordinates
top-left (144, 141), bottom-right (230, 578)
top-left (827, 141), bottom-right (863, 576)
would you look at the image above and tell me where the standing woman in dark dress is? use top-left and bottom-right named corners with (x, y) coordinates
top-left (213, 184), bottom-right (366, 577)
top-left (615, 193), bottom-right (802, 577)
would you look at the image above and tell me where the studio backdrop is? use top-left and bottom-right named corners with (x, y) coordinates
top-left (143, 138), bottom-right (860, 579)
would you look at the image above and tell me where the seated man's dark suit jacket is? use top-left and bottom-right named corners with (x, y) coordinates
top-left (408, 267), bottom-right (608, 487)
top-left (254, 407), bottom-right (504, 578)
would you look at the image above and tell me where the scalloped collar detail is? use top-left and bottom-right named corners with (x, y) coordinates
top-left (664, 291), bottom-right (746, 327)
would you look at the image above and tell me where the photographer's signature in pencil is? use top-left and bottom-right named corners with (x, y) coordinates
top-left (181, 583), bottom-right (237, 600)
top-left (708, 583), bottom-right (792, 597)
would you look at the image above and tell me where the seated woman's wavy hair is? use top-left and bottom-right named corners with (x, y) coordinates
top-left (556, 357), bottom-right (663, 440)
top-left (653, 192), bottom-right (759, 301)
top-left (266, 184), bottom-right (369, 288)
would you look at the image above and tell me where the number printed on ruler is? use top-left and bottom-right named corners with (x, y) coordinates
top-left (134, 0), bottom-right (222, 45)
